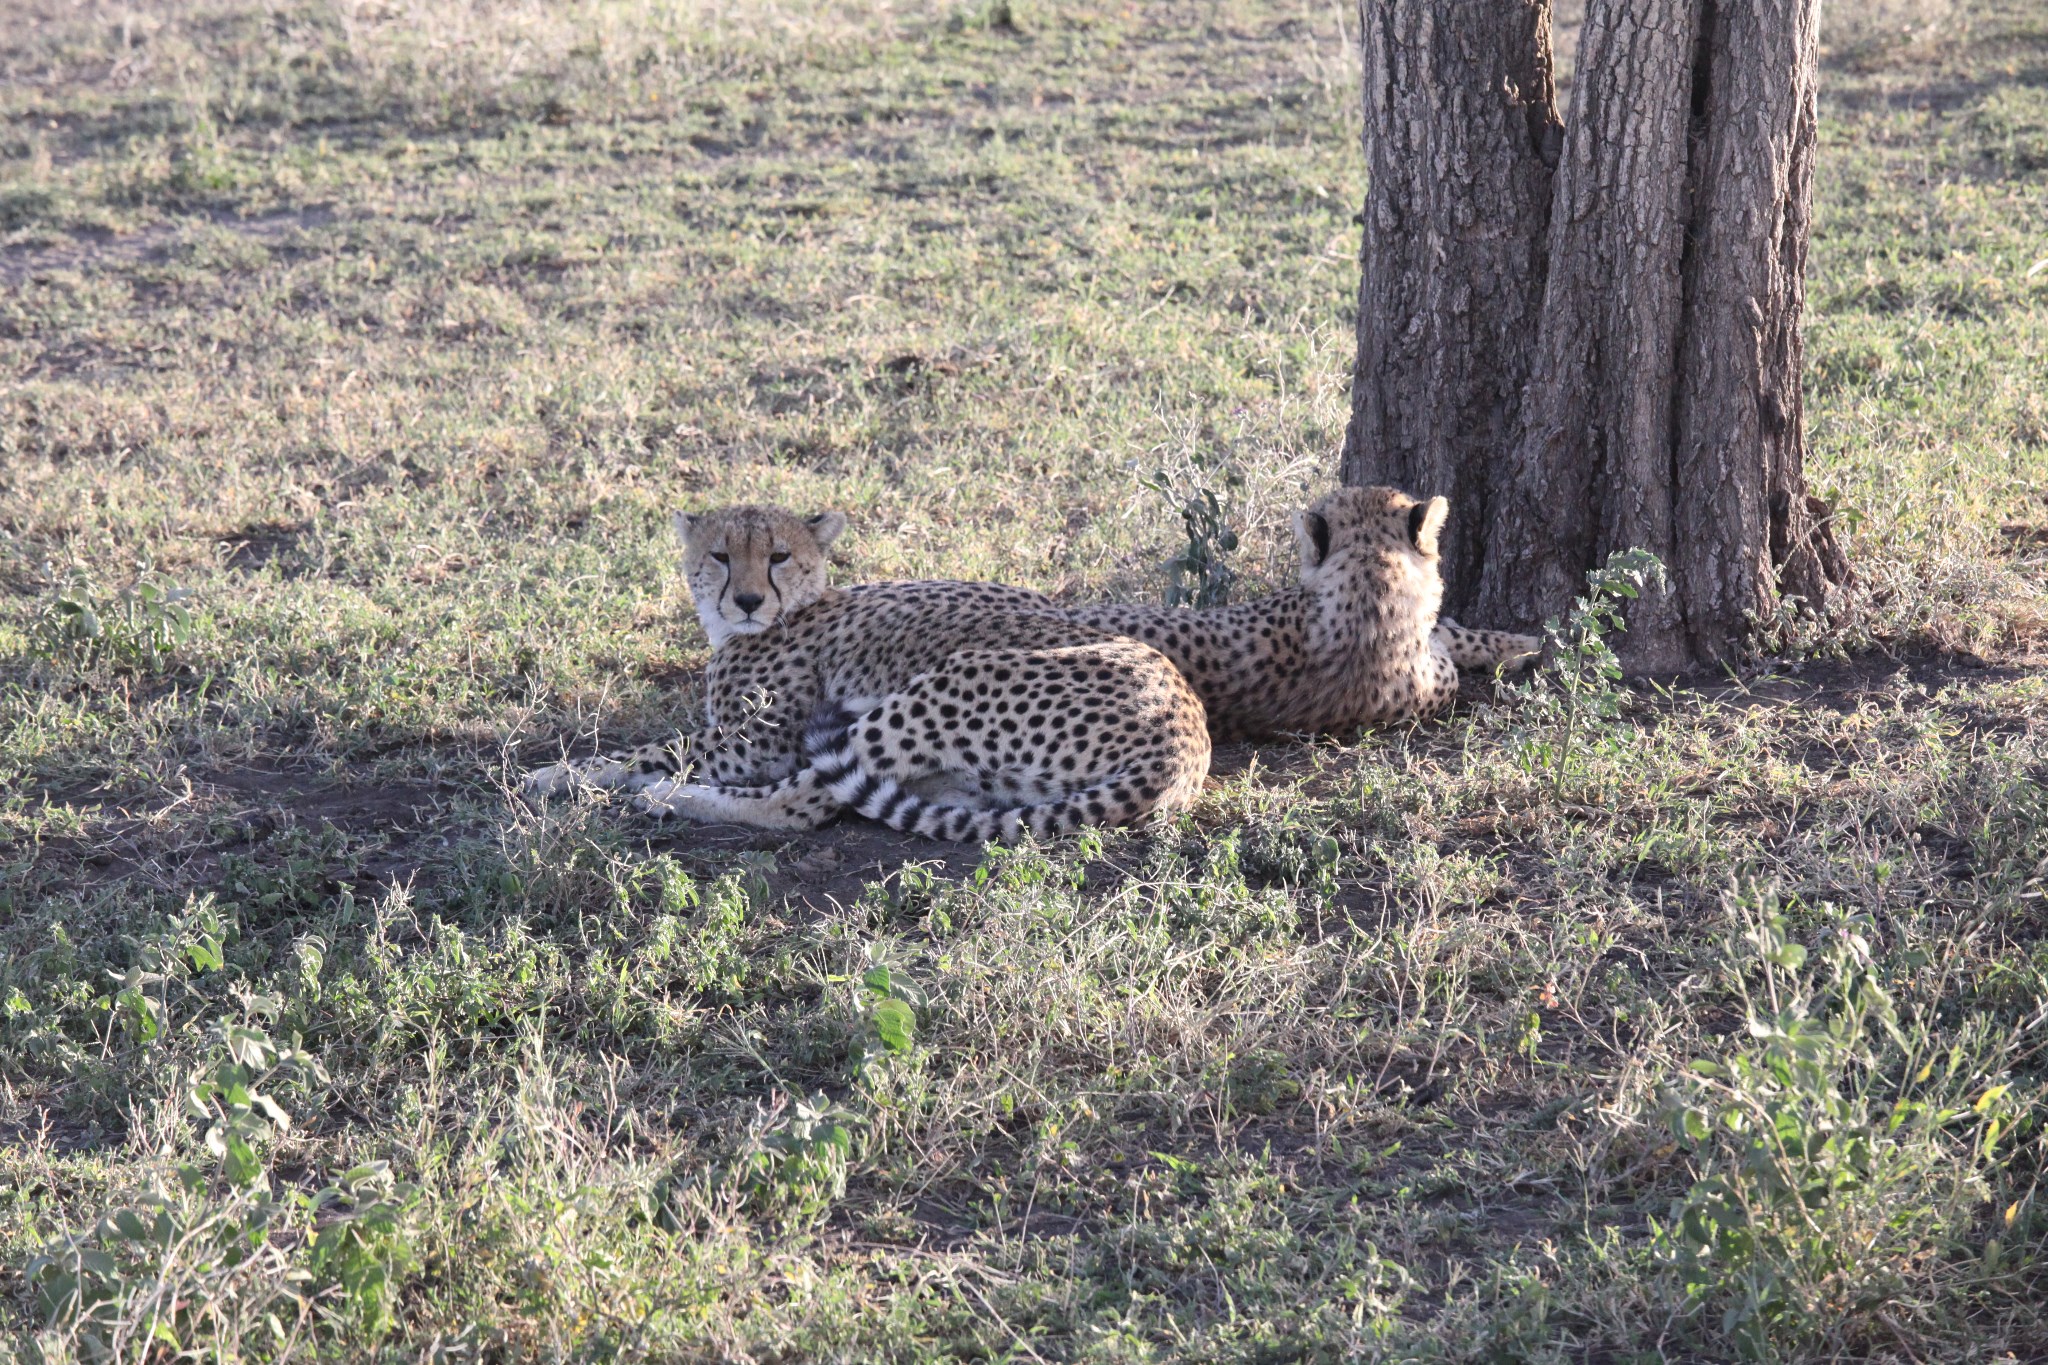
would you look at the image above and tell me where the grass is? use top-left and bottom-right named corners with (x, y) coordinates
top-left (2, 0), bottom-right (2047, 1359)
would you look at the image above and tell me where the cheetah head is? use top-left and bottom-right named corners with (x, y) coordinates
top-left (674, 504), bottom-right (847, 646)
top-left (1293, 484), bottom-right (1448, 595)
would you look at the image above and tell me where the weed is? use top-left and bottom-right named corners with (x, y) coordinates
top-left (1154, 831), bottom-right (1300, 952)
top-left (618, 855), bottom-right (752, 1001)
top-left (1510, 548), bottom-right (1668, 794)
top-left (105, 896), bottom-right (228, 1052)
top-left (737, 1091), bottom-right (861, 1229)
top-left (1656, 887), bottom-right (2038, 1357)
top-left (853, 950), bottom-right (924, 1072)
top-left (304, 1163), bottom-right (422, 1342)
top-left (20, 1013), bottom-right (419, 1361)
top-left (1139, 463), bottom-right (1244, 608)
top-left (29, 571), bottom-right (193, 674)
top-left (25, 1178), bottom-right (307, 1363)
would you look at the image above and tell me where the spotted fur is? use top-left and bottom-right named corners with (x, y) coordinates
top-left (1434, 618), bottom-right (1542, 672)
top-left (800, 638), bottom-right (1211, 842)
top-left (523, 504), bottom-right (1210, 840)
top-left (1069, 486), bottom-right (1540, 740)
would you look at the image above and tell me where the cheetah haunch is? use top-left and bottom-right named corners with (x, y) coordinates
top-left (1071, 485), bottom-right (1539, 740)
top-left (522, 504), bottom-right (1210, 841)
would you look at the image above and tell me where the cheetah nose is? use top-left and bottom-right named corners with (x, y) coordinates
top-left (733, 592), bottom-right (765, 613)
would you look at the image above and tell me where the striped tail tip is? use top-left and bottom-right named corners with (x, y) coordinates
top-left (804, 701), bottom-right (861, 780)
top-left (804, 700), bottom-right (856, 755)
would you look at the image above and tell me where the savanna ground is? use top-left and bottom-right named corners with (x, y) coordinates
top-left (3, 0), bottom-right (2047, 1358)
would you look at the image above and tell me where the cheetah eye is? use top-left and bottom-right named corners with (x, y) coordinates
top-left (769, 551), bottom-right (790, 564)
top-left (710, 552), bottom-right (729, 564)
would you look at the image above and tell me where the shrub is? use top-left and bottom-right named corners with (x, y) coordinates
top-left (30, 571), bottom-right (194, 674)
top-left (1654, 887), bottom-right (2040, 1357)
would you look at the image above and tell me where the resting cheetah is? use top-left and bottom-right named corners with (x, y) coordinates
top-left (523, 504), bottom-right (1210, 841)
top-left (1070, 486), bottom-right (1540, 740)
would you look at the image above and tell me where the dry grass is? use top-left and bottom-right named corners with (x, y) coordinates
top-left (2, 0), bottom-right (2046, 1360)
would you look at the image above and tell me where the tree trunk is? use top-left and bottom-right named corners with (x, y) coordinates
top-left (1349, 0), bottom-right (1850, 673)
top-left (1664, 0), bottom-right (1850, 669)
top-left (1473, 0), bottom-right (1699, 672)
top-left (1339, 0), bottom-right (1560, 619)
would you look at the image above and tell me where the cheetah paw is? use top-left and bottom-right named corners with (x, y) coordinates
top-left (522, 762), bottom-right (579, 796)
top-left (631, 779), bottom-right (717, 820)
top-left (1499, 634), bottom-right (1543, 670)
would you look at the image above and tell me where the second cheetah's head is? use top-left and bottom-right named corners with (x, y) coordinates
top-left (674, 504), bottom-right (847, 646)
top-left (1293, 484), bottom-right (1448, 592)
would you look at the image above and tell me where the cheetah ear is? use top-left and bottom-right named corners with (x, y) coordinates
top-left (1407, 497), bottom-right (1448, 558)
top-left (673, 511), bottom-right (702, 545)
top-left (1294, 510), bottom-right (1333, 568)
top-left (804, 510), bottom-right (848, 548)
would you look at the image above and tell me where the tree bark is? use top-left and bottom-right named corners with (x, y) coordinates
top-left (1339, 0), bottom-right (1559, 619)
top-left (1348, 0), bottom-right (1850, 673)
top-left (1473, 0), bottom-right (1698, 672)
top-left (1665, 0), bottom-right (1849, 669)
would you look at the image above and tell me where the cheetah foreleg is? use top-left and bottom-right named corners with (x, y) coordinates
top-left (523, 736), bottom-right (695, 796)
top-left (524, 688), bottom-right (801, 797)
top-left (631, 768), bottom-right (844, 830)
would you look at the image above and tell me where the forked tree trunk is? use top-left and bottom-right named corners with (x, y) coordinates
top-left (1346, 0), bottom-right (1850, 673)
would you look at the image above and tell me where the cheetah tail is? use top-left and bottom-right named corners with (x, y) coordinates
top-left (802, 703), bottom-right (1162, 844)
top-left (1435, 616), bottom-right (1542, 670)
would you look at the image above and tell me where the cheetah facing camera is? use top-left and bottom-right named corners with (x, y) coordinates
top-left (1070, 485), bottom-right (1540, 740)
top-left (521, 504), bottom-right (1211, 841)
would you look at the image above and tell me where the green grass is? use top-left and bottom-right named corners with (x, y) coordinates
top-left (3, 0), bottom-right (2047, 1359)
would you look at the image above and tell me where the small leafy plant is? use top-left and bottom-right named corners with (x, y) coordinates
top-left (32, 569), bottom-right (195, 673)
top-left (26, 1179), bottom-right (305, 1362)
top-left (857, 956), bottom-right (923, 1068)
top-left (1511, 548), bottom-right (1667, 793)
top-left (1654, 887), bottom-right (2036, 1357)
top-left (185, 1011), bottom-right (323, 1190)
top-left (635, 857), bottom-right (754, 999)
top-left (739, 1092), bottom-right (862, 1228)
top-left (1139, 467), bottom-right (1241, 608)
top-left (304, 1163), bottom-right (424, 1340)
top-left (1154, 831), bottom-right (1299, 953)
top-left (24, 1010), bottom-right (409, 1359)
top-left (105, 896), bottom-right (230, 1051)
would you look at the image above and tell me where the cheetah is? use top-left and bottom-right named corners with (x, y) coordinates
top-left (522, 504), bottom-right (1210, 841)
top-left (1069, 485), bottom-right (1540, 740)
